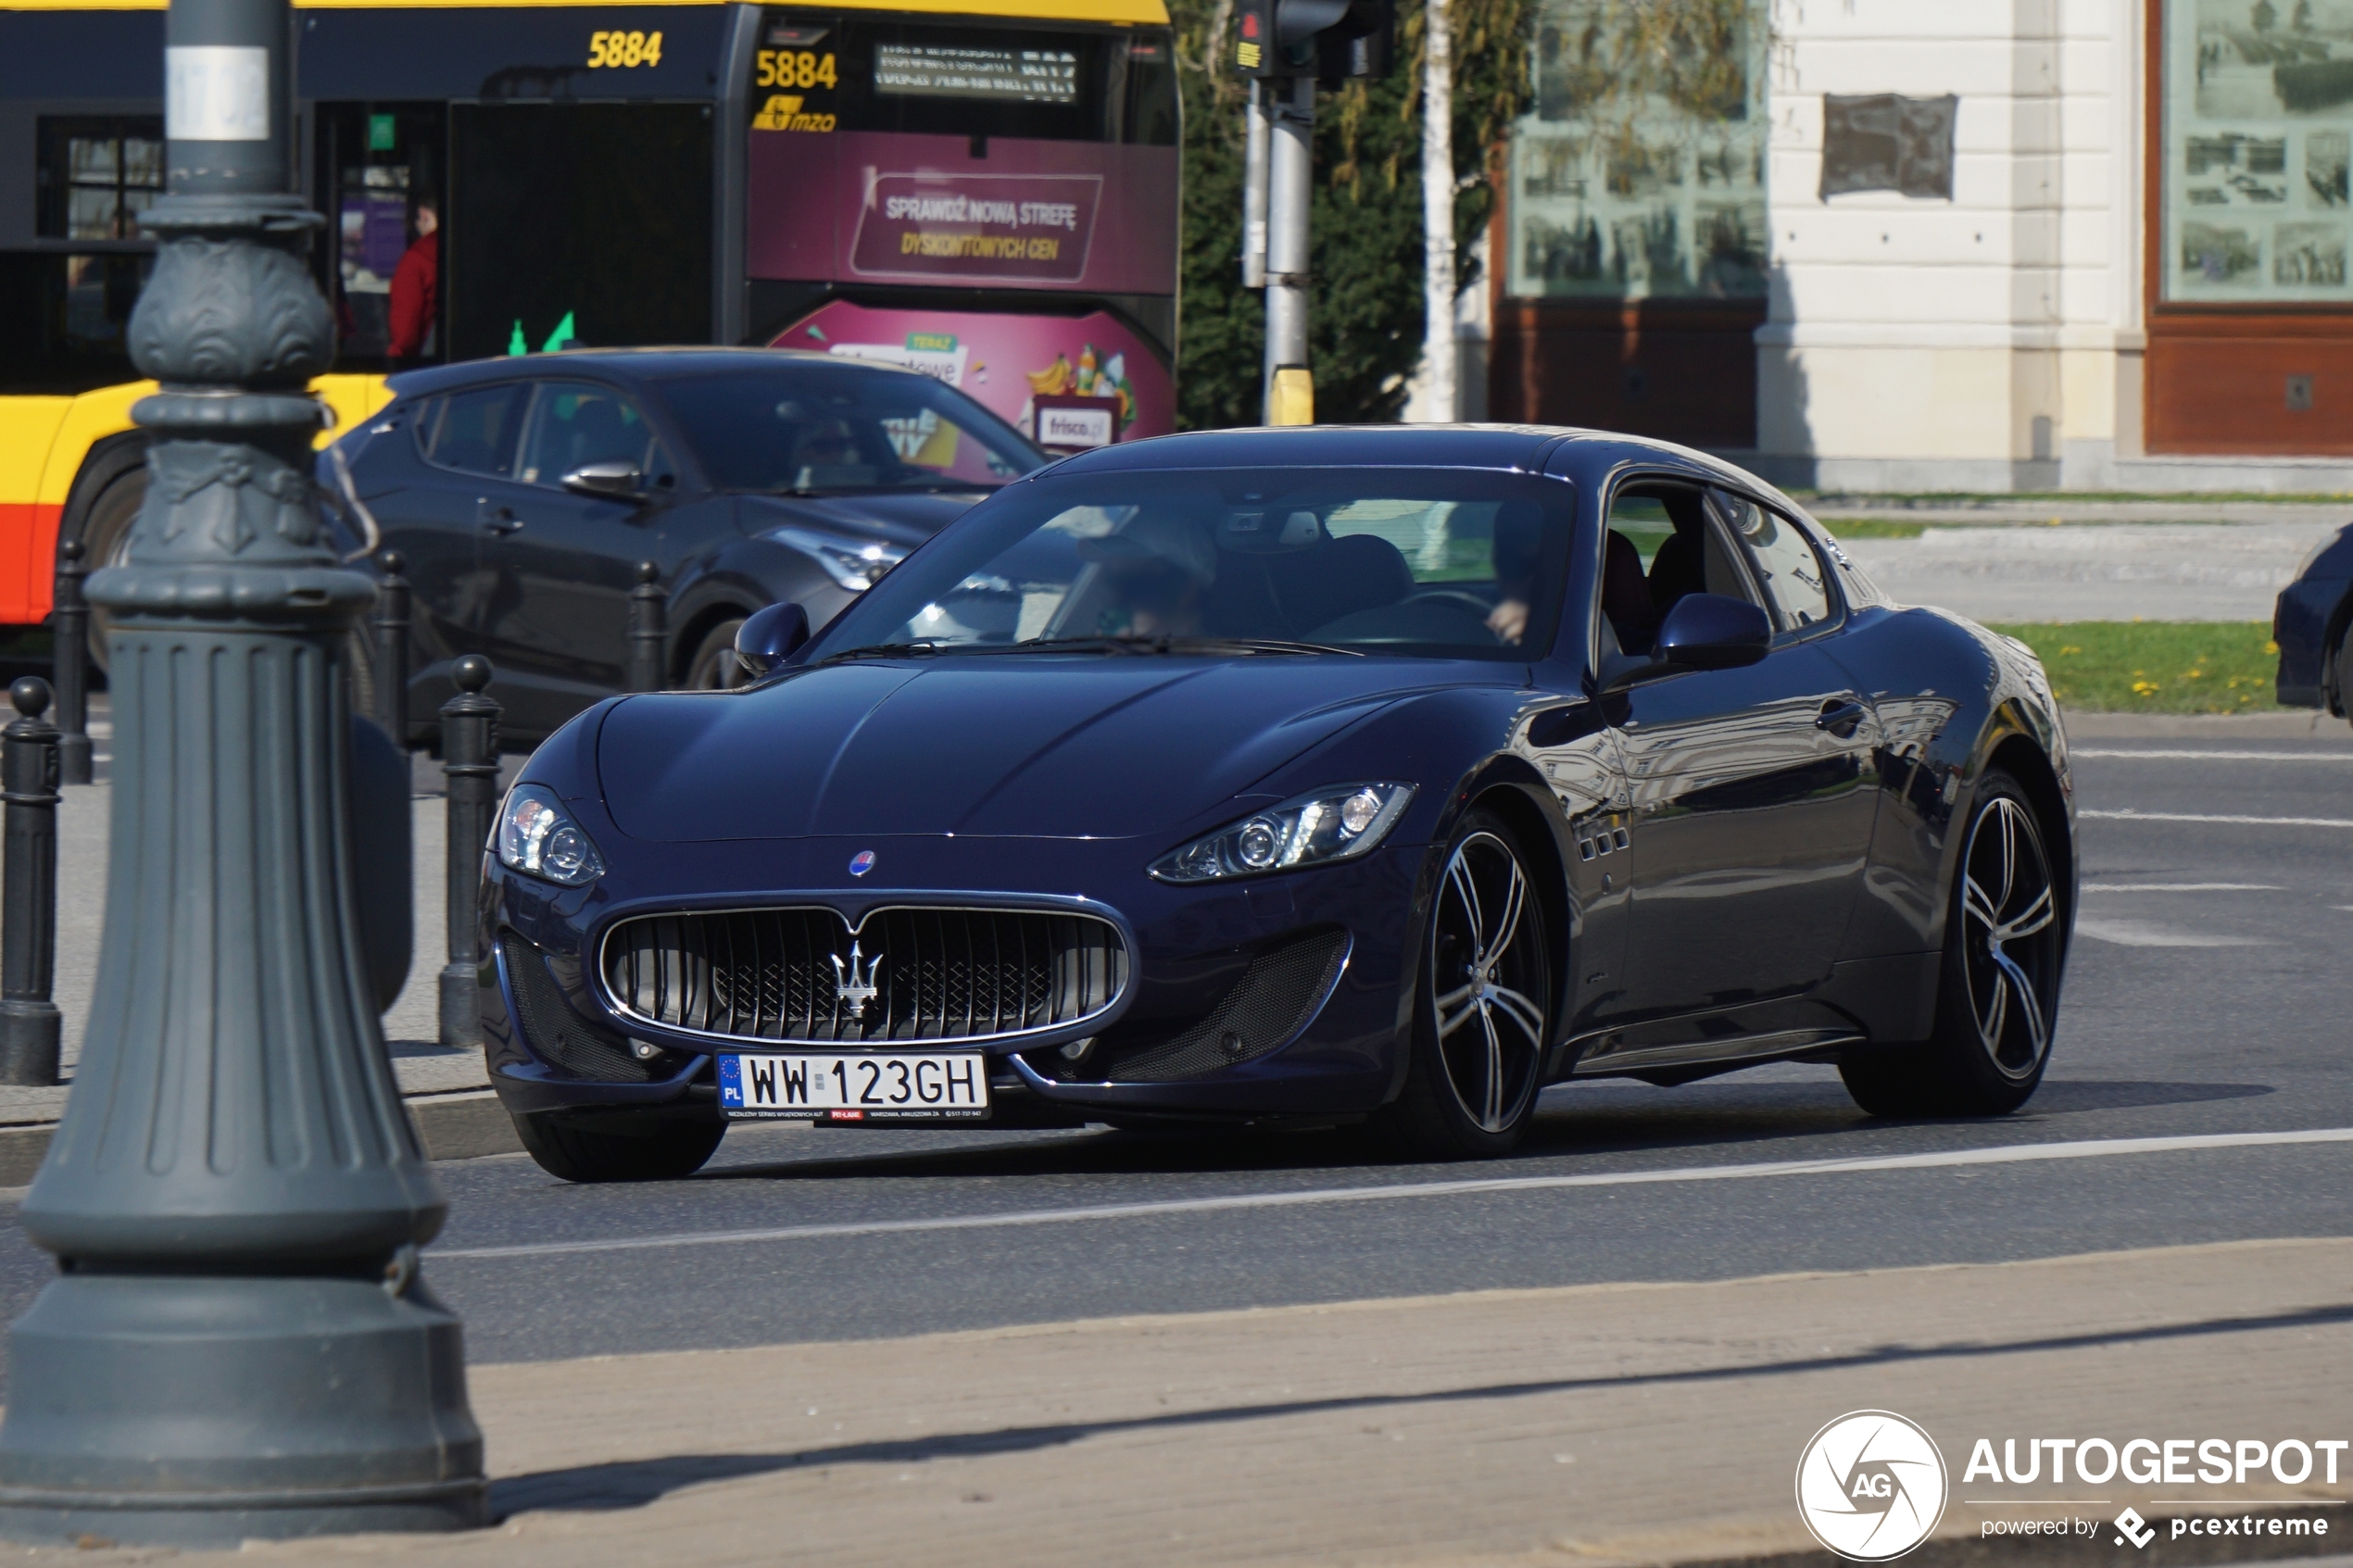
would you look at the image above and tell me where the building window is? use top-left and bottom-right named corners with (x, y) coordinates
top-left (2163, 0), bottom-right (2353, 301)
top-left (1505, 0), bottom-right (1769, 300)
top-left (36, 119), bottom-right (166, 241)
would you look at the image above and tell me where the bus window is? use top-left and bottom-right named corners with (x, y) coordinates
top-left (447, 103), bottom-right (711, 363)
top-left (35, 118), bottom-right (163, 240)
top-left (314, 104), bottom-right (447, 369)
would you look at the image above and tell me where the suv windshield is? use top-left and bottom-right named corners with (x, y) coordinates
top-left (654, 363), bottom-right (1042, 495)
top-left (809, 470), bottom-right (1576, 660)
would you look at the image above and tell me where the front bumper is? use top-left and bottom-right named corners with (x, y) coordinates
top-left (479, 830), bottom-right (1425, 1123)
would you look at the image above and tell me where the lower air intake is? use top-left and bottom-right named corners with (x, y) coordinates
top-left (502, 933), bottom-right (660, 1084)
top-left (1085, 928), bottom-right (1351, 1084)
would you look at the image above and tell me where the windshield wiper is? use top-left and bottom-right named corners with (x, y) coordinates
top-left (769, 480), bottom-right (1003, 498)
top-left (974, 635), bottom-right (1359, 658)
top-left (816, 641), bottom-right (951, 663)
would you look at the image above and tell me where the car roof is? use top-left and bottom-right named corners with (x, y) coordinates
top-left (383, 345), bottom-right (930, 398)
top-left (1047, 423), bottom-right (1794, 503)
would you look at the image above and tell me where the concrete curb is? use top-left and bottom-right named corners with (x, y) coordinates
top-left (0, 1088), bottom-right (521, 1185)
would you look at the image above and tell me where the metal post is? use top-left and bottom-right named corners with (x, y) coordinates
top-left (51, 542), bottom-right (92, 786)
top-left (439, 656), bottom-right (499, 1049)
top-left (0, 0), bottom-right (483, 1542)
top-left (1263, 73), bottom-right (1316, 424)
top-left (0, 678), bottom-right (60, 1087)
top-left (371, 548), bottom-right (409, 746)
top-left (1242, 79), bottom-right (1270, 290)
top-left (628, 560), bottom-right (665, 693)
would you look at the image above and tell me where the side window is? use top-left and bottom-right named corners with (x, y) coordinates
top-left (1713, 490), bottom-right (1832, 633)
top-left (517, 381), bottom-right (668, 488)
top-left (1603, 482), bottom-right (1761, 655)
top-left (418, 383), bottom-right (526, 476)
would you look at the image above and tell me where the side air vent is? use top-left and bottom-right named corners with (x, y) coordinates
top-left (1059, 928), bottom-right (1350, 1085)
top-left (502, 934), bottom-right (660, 1084)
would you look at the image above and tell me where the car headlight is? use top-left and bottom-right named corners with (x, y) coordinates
top-left (1150, 784), bottom-right (1416, 884)
top-left (772, 527), bottom-right (907, 591)
top-left (497, 784), bottom-right (606, 887)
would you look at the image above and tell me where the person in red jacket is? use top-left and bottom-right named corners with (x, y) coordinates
top-left (387, 197), bottom-right (439, 368)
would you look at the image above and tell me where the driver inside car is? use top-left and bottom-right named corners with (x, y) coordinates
top-left (1076, 511), bottom-right (1219, 637)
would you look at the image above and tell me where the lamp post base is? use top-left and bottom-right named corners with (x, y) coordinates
top-left (0, 1273), bottom-right (485, 1547)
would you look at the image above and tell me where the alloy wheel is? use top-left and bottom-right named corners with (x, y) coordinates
top-left (1957, 795), bottom-right (2059, 1080)
top-left (1428, 831), bottom-right (1547, 1133)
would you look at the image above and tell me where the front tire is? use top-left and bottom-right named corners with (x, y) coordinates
top-left (1841, 770), bottom-right (2063, 1117)
top-left (512, 1111), bottom-right (725, 1183)
top-left (78, 469), bottom-right (145, 675)
top-left (1380, 810), bottom-right (1554, 1160)
top-left (685, 617), bottom-right (749, 691)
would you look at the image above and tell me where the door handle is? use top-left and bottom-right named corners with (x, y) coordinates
top-left (476, 499), bottom-right (524, 535)
top-left (1816, 698), bottom-right (1868, 739)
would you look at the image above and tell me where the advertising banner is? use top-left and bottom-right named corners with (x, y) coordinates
top-left (747, 130), bottom-right (1176, 298)
top-left (773, 298), bottom-right (1174, 444)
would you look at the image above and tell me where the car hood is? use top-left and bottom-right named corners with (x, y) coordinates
top-left (737, 490), bottom-right (990, 549)
top-left (596, 658), bottom-right (1485, 843)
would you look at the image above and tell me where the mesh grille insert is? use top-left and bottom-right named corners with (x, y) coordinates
top-left (502, 934), bottom-right (658, 1084)
top-left (600, 907), bottom-right (1129, 1046)
top-left (1086, 928), bottom-right (1350, 1084)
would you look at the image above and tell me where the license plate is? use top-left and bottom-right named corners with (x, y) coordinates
top-left (717, 1052), bottom-right (991, 1121)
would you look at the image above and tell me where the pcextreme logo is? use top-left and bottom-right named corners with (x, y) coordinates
top-left (1796, 1411), bottom-right (1952, 1562)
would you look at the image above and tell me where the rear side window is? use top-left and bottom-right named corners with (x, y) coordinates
top-left (1713, 490), bottom-right (1831, 632)
top-left (417, 383), bottom-right (527, 476)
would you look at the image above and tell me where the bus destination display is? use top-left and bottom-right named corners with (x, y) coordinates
top-left (874, 43), bottom-right (1077, 104)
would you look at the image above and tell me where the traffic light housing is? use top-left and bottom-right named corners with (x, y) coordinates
top-left (1232, 0), bottom-right (1391, 81)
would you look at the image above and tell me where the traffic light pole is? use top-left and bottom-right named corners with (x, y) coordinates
top-left (1262, 74), bottom-right (1315, 425)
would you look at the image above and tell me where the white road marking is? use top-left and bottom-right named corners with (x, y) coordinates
top-left (2075, 917), bottom-right (2268, 948)
top-left (2071, 749), bottom-right (2353, 761)
top-left (432, 1126), bottom-right (2353, 1262)
top-left (2080, 809), bottom-right (2353, 828)
top-left (2080, 883), bottom-right (2282, 892)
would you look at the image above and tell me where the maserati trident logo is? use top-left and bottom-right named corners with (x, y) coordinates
top-left (831, 941), bottom-right (883, 1020)
top-left (848, 849), bottom-right (876, 877)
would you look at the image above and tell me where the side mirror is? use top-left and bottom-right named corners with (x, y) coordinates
top-left (735, 602), bottom-right (811, 680)
top-left (1652, 592), bottom-right (1772, 671)
top-left (561, 461), bottom-right (644, 499)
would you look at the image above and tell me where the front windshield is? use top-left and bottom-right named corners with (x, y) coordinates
top-left (807, 470), bottom-right (1575, 660)
top-left (653, 363), bottom-right (1042, 495)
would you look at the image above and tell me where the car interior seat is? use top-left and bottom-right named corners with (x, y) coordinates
top-left (1267, 533), bottom-right (1416, 635)
top-left (1602, 529), bottom-right (1658, 655)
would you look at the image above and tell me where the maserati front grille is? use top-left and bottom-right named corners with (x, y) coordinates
top-left (598, 906), bottom-right (1129, 1047)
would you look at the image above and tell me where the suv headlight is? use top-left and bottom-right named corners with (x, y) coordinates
top-left (1151, 784), bottom-right (1416, 884)
top-left (497, 784), bottom-right (606, 887)
top-left (772, 527), bottom-right (907, 591)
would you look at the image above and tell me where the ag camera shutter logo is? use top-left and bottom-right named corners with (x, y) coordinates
top-left (1796, 1410), bottom-right (1950, 1561)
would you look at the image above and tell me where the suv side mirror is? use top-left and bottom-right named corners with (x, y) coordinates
top-left (735, 602), bottom-right (811, 679)
top-left (1653, 592), bottom-right (1772, 671)
top-left (562, 461), bottom-right (645, 499)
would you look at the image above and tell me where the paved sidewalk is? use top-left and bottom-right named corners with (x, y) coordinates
top-left (1837, 521), bottom-right (2336, 622)
top-left (33, 1236), bottom-right (2338, 1568)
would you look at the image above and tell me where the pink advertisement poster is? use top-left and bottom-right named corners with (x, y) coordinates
top-left (771, 299), bottom-right (1176, 445)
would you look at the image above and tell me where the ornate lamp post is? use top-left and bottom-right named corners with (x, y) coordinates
top-left (0, 0), bottom-right (484, 1543)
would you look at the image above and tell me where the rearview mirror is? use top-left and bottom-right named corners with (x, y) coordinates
top-left (561, 461), bottom-right (644, 499)
top-left (735, 602), bottom-right (811, 680)
top-left (1652, 592), bottom-right (1772, 671)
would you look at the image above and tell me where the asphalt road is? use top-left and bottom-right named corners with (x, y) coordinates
top-left (3, 727), bottom-right (2349, 1382)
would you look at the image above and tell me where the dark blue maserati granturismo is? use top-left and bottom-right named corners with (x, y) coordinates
top-left (478, 425), bottom-right (2078, 1182)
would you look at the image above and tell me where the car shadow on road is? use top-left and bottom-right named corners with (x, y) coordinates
top-left (690, 1079), bottom-right (2272, 1186)
top-left (484, 1295), bottom-right (2353, 1519)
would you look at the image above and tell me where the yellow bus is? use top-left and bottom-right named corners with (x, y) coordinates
top-left (1, 0), bottom-right (1176, 655)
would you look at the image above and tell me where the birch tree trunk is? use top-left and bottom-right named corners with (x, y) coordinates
top-left (1420, 0), bottom-right (1458, 422)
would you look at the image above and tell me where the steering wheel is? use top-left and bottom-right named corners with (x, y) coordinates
top-left (1398, 588), bottom-right (1507, 642)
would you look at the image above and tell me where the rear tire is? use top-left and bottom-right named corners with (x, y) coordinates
top-left (1378, 809), bottom-right (1553, 1160)
top-left (78, 469), bottom-right (145, 675)
top-left (512, 1111), bottom-right (725, 1183)
top-left (1841, 769), bottom-right (2062, 1118)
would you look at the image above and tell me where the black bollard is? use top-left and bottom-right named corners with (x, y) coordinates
top-left (50, 541), bottom-right (91, 786)
top-left (627, 560), bottom-right (664, 693)
top-left (0, 677), bottom-right (60, 1086)
top-left (0, 0), bottom-right (483, 1540)
top-left (372, 548), bottom-right (410, 746)
top-left (439, 656), bottom-right (500, 1049)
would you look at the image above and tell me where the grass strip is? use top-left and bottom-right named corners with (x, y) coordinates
top-left (1985, 621), bottom-right (2280, 714)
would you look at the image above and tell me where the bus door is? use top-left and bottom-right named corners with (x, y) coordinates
top-left (446, 101), bottom-right (714, 364)
top-left (313, 104), bottom-right (447, 367)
